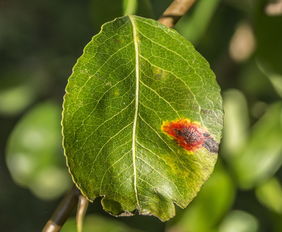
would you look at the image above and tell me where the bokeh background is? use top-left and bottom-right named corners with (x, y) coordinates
top-left (1, 0), bottom-right (281, 231)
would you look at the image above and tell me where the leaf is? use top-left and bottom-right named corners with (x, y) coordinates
top-left (222, 89), bottom-right (249, 157)
top-left (176, 0), bottom-right (221, 44)
top-left (268, 74), bottom-right (282, 98)
top-left (0, 68), bottom-right (43, 116)
top-left (62, 15), bottom-right (223, 221)
top-left (6, 102), bottom-right (71, 200)
top-left (256, 177), bottom-right (282, 214)
top-left (231, 102), bottom-right (282, 189)
top-left (167, 161), bottom-right (235, 232)
top-left (219, 210), bottom-right (259, 232)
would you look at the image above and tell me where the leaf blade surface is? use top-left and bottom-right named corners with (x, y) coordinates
top-left (62, 15), bottom-right (223, 221)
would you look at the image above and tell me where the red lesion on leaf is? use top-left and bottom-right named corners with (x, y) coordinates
top-left (161, 119), bottom-right (219, 153)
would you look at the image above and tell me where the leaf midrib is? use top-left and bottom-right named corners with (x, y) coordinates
top-left (129, 15), bottom-right (140, 208)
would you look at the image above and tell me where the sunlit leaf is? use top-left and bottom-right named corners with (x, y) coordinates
top-left (6, 102), bottom-right (71, 200)
top-left (62, 15), bottom-right (223, 221)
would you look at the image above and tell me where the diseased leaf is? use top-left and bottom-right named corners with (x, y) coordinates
top-left (62, 15), bottom-right (223, 221)
top-left (167, 162), bottom-right (235, 232)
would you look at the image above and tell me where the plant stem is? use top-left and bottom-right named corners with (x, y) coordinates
top-left (76, 195), bottom-right (89, 232)
top-left (42, 186), bottom-right (80, 232)
top-left (158, 0), bottom-right (196, 28)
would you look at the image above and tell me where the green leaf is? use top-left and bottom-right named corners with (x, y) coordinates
top-left (0, 69), bottom-right (43, 116)
top-left (219, 210), bottom-right (259, 232)
top-left (62, 15), bottom-right (223, 221)
top-left (268, 74), bottom-right (282, 98)
top-left (6, 102), bottom-right (71, 200)
top-left (256, 177), bottom-right (282, 214)
top-left (176, 0), bottom-right (221, 44)
top-left (222, 89), bottom-right (249, 157)
top-left (231, 102), bottom-right (282, 189)
top-left (167, 161), bottom-right (235, 232)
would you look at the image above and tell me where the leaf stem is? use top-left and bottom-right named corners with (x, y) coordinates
top-left (42, 186), bottom-right (80, 232)
top-left (158, 0), bottom-right (196, 28)
top-left (76, 195), bottom-right (89, 232)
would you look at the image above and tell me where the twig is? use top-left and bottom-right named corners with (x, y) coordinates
top-left (76, 195), bottom-right (89, 232)
top-left (42, 186), bottom-right (80, 232)
top-left (265, 0), bottom-right (282, 16)
top-left (158, 0), bottom-right (196, 28)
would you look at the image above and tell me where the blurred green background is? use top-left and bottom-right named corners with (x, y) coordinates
top-left (1, 0), bottom-right (281, 231)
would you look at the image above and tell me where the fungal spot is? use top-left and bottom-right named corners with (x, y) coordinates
top-left (203, 137), bottom-right (219, 153)
top-left (161, 119), bottom-right (218, 153)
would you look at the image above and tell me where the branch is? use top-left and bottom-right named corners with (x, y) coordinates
top-left (42, 186), bottom-right (81, 232)
top-left (265, 0), bottom-right (282, 16)
top-left (158, 0), bottom-right (196, 28)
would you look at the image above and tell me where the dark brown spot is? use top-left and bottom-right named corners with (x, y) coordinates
top-left (203, 137), bottom-right (219, 153)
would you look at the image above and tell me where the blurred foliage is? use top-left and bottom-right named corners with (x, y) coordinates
top-left (256, 177), bottom-right (282, 214)
top-left (62, 215), bottom-right (142, 232)
top-left (0, 0), bottom-right (281, 231)
top-left (176, 0), bottom-right (221, 44)
top-left (218, 210), bottom-right (259, 232)
top-left (230, 102), bottom-right (282, 189)
top-left (255, 0), bottom-right (282, 75)
top-left (222, 89), bottom-right (249, 156)
top-left (6, 102), bottom-right (71, 200)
